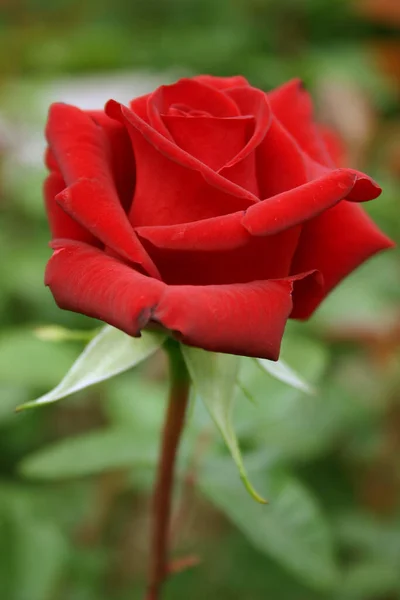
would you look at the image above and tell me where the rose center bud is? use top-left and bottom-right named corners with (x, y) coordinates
top-left (168, 103), bottom-right (211, 117)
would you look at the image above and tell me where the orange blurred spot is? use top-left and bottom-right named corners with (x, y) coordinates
top-left (356, 0), bottom-right (400, 26)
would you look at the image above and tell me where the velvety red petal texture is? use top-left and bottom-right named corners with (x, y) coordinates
top-left (45, 241), bottom-right (165, 335)
top-left (162, 115), bottom-right (254, 171)
top-left (318, 125), bottom-right (347, 167)
top-left (242, 169), bottom-right (357, 236)
top-left (56, 179), bottom-right (160, 279)
top-left (306, 159), bottom-right (382, 201)
top-left (256, 117), bottom-right (309, 198)
top-left (45, 240), bottom-right (316, 359)
top-left (218, 85), bottom-right (271, 195)
top-left (193, 74), bottom-right (250, 89)
top-left (44, 172), bottom-right (97, 245)
top-left (139, 229), bottom-right (301, 286)
top-left (136, 211), bottom-right (250, 251)
top-left (154, 275), bottom-right (314, 359)
top-left (46, 103), bottom-right (158, 278)
top-left (106, 100), bottom-right (259, 220)
top-left (106, 101), bottom-right (257, 227)
top-left (290, 202), bottom-right (395, 318)
top-left (46, 104), bottom-right (115, 187)
top-left (87, 110), bottom-right (135, 211)
top-left (268, 79), bottom-right (334, 167)
top-left (149, 78), bottom-right (241, 124)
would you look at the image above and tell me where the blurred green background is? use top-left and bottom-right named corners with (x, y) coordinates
top-left (0, 0), bottom-right (399, 598)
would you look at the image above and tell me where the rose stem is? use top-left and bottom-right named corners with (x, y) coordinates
top-left (145, 339), bottom-right (190, 600)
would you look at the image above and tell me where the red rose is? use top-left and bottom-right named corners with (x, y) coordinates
top-left (44, 75), bottom-right (393, 359)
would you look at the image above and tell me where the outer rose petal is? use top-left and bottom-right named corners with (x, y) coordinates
top-left (242, 169), bottom-right (358, 236)
top-left (139, 229), bottom-right (300, 285)
top-left (306, 159), bottom-right (382, 201)
top-left (44, 172), bottom-right (98, 245)
top-left (193, 75), bottom-right (250, 90)
top-left (318, 125), bottom-right (347, 167)
top-left (87, 110), bottom-right (135, 212)
top-left (46, 104), bottom-right (115, 187)
top-left (56, 179), bottom-right (160, 279)
top-left (290, 201), bottom-right (395, 318)
top-left (153, 273), bottom-right (319, 359)
top-left (45, 240), bottom-right (318, 359)
top-left (136, 211), bottom-right (250, 251)
top-left (268, 79), bottom-right (334, 167)
top-left (45, 241), bottom-right (165, 336)
top-left (46, 103), bottom-right (158, 278)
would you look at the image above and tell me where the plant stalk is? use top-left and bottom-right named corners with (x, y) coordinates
top-left (145, 340), bottom-right (190, 600)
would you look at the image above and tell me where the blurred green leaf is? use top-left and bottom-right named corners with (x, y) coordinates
top-left (0, 489), bottom-right (67, 600)
top-left (0, 329), bottom-right (78, 388)
top-left (18, 326), bottom-right (166, 410)
top-left (199, 459), bottom-right (338, 591)
top-left (236, 337), bottom-right (335, 461)
top-left (105, 373), bottom-right (166, 432)
top-left (182, 347), bottom-right (266, 503)
top-left (256, 357), bottom-right (314, 395)
top-left (33, 325), bottom-right (99, 343)
top-left (0, 386), bottom-right (29, 423)
top-left (335, 561), bottom-right (400, 600)
top-left (19, 428), bottom-right (158, 479)
top-left (335, 512), bottom-right (400, 566)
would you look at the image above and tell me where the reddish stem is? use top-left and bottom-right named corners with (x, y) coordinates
top-left (145, 341), bottom-right (190, 600)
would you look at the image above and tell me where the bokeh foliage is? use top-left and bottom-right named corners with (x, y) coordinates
top-left (0, 0), bottom-right (399, 598)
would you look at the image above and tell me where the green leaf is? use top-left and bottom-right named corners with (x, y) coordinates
top-left (17, 326), bottom-right (166, 410)
top-left (336, 562), bottom-right (400, 599)
top-left (235, 337), bottom-right (334, 461)
top-left (33, 325), bottom-right (99, 343)
top-left (181, 346), bottom-right (266, 504)
top-left (256, 357), bottom-right (314, 394)
top-left (0, 489), bottom-right (67, 600)
top-left (19, 428), bottom-right (159, 479)
top-left (0, 329), bottom-right (78, 388)
top-left (199, 459), bottom-right (338, 590)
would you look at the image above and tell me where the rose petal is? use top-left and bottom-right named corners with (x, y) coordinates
top-left (46, 103), bottom-right (114, 186)
top-left (45, 240), bottom-right (165, 335)
top-left (56, 179), bottom-right (160, 279)
top-left (318, 125), bottom-right (347, 167)
top-left (140, 229), bottom-right (300, 286)
top-left (87, 110), bottom-right (135, 212)
top-left (162, 115), bottom-right (254, 171)
top-left (290, 201), bottom-right (395, 318)
top-left (224, 86), bottom-right (272, 163)
top-left (193, 75), bottom-right (250, 90)
top-left (45, 239), bottom-right (319, 359)
top-left (46, 103), bottom-right (158, 278)
top-left (136, 211), bottom-right (250, 251)
top-left (220, 85), bottom-right (272, 194)
top-left (242, 169), bottom-right (358, 236)
top-left (154, 272), bottom-right (319, 359)
top-left (44, 172), bottom-right (97, 245)
top-left (106, 101), bottom-right (258, 227)
top-left (148, 78), bottom-right (241, 126)
top-left (268, 79), bottom-right (334, 167)
top-left (256, 117), bottom-right (309, 198)
top-left (306, 159), bottom-right (382, 201)
top-left (106, 100), bottom-right (259, 226)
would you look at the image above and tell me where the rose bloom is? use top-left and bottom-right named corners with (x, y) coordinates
top-left (44, 75), bottom-right (393, 360)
